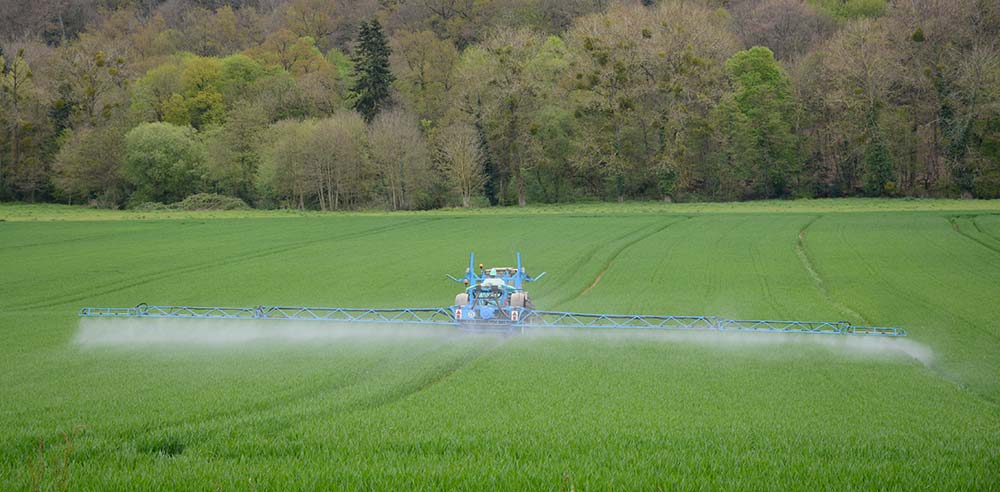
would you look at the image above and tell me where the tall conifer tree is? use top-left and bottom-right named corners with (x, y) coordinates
top-left (350, 20), bottom-right (394, 122)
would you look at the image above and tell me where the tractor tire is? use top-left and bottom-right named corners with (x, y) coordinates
top-left (525, 296), bottom-right (535, 310)
top-left (455, 293), bottom-right (470, 306)
top-left (510, 293), bottom-right (527, 308)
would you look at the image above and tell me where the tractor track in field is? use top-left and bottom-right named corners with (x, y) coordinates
top-left (556, 216), bottom-right (690, 307)
top-left (8, 218), bottom-right (435, 311)
top-left (0, 220), bottom-right (217, 252)
top-left (111, 355), bottom-right (394, 444)
top-left (949, 215), bottom-right (1000, 256)
top-left (541, 218), bottom-right (664, 305)
top-left (918, 217), bottom-right (1000, 277)
top-left (108, 334), bottom-right (477, 444)
top-left (347, 335), bottom-right (509, 413)
top-left (794, 215), bottom-right (867, 324)
top-left (748, 241), bottom-right (783, 318)
top-left (0, 230), bottom-right (153, 252)
top-left (576, 217), bottom-right (690, 298)
top-left (699, 216), bottom-right (744, 307)
top-left (746, 215), bottom-right (789, 317)
top-left (972, 215), bottom-right (1000, 243)
top-left (829, 220), bottom-right (1000, 406)
top-left (835, 221), bottom-right (1000, 344)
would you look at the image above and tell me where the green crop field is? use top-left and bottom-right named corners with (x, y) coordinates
top-left (2, 200), bottom-right (1000, 490)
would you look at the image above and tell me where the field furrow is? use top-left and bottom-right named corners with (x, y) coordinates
top-left (795, 215), bottom-right (867, 323)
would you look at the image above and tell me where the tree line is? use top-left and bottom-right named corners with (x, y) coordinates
top-left (1, 0), bottom-right (998, 209)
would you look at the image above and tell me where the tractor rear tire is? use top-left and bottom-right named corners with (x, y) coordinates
top-left (510, 293), bottom-right (527, 308)
top-left (455, 293), bottom-right (470, 306)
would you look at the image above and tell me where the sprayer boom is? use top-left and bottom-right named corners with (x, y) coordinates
top-left (78, 252), bottom-right (906, 337)
top-left (78, 305), bottom-right (905, 337)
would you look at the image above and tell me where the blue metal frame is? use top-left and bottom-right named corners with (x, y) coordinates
top-left (77, 252), bottom-right (907, 338)
top-left (78, 305), bottom-right (906, 337)
top-left (78, 305), bottom-right (456, 324)
top-left (446, 252), bottom-right (545, 323)
top-left (446, 252), bottom-right (547, 290)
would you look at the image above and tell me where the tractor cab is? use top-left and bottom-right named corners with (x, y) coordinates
top-left (447, 253), bottom-right (545, 327)
top-left (479, 267), bottom-right (515, 291)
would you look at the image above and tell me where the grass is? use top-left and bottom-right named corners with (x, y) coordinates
top-left (1, 201), bottom-right (999, 490)
top-left (3, 197), bottom-right (1000, 221)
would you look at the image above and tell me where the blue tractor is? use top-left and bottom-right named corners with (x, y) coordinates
top-left (447, 252), bottom-right (545, 328)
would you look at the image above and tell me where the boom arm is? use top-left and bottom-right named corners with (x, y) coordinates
top-left (78, 305), bottom-right (906, 337)
top-left (78, 251), bottom-right (906, 338)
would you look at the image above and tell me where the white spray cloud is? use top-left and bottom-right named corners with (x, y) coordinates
top-left (74, 317), bottom-right (463, 347)
top-left (522, 328), bottom-right (935, 366)
top-left (75, 318), bottom-right (933, 366)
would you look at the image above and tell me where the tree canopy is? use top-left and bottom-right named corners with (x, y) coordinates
top-left (1, 0), bottom-right (999, 209)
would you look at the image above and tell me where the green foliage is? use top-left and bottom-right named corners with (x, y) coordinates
top-left (566, 3), bottom-right (739, 202)
top-left (350, 20), bottom-right (394, 122)
top-left (656, 159), bottom-right (678, 200)
top-left (810, 0), bottom-right (886, 19)
top-left (218, 55), bottom-right (267, 104)
top-left (717, 47), bottom-right (799, 198)
top-left (132, 55), bottom-right (227, 130)
top-left (131, 200), bottom-right (173, 210)
top-left (863, 133), bottom-right (894, 196)
top-left (530, 105), bottom-right (575, 202)
top-left (132, 193), bottom-right (249, 210)
top-left (972, 169), bottom-right (1000, 198)
top-left (178, 57), bottom-right (226, 129)
top-left (971, 115), bottom-right (1000, 197)
top-left (258, 112), bottom-right (369, 210)
top-left (207, 108), bottom-right (264, 202)
top-left (53, 124), bottom-right (128, 206)
top-left (248, 30), bottom-right (328, 76)
top-left (124, 122), bottom-right (208, 204)
top-left (131, 60), bottom-right (184, 121)
top-left (0, 48), bottom-right (53, 201)
top-left (391, 30), bottom-right (459, 123)
top-left (327, 48), bottom-right (354, 84)
top-left (174, 192), bottom-right (249, 210)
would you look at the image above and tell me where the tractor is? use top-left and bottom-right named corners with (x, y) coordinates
top-left (447, 253), bottom-right (544, 329)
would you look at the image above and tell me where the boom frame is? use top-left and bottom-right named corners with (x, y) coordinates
top-left (78, 305), bottom-right (907, 337)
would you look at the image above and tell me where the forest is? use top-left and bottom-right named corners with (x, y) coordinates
top-left (1, 0), bottom-right (998, 209)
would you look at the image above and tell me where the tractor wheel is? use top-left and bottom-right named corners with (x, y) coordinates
top-left (510, 293), bottom-right (526, 308)
top-left (455, 293), bottom-right (470, 306)
top-left (525, 296), bottom-right (534, 310)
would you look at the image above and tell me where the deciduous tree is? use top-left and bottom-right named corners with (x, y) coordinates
top-left (368, 109), bottom-right (433, 210)
top-left (566, 3), bottom-right (737, 201)
top-left (1, 49), bottom-right (53, 201)
top-left (124, 122), bottom-right (208, 203)
top-left (248, 29), bottom-right (327, 76)
top-left (436, 121), bottom-right (485, 207)
top-left (53, 123), bottom-right (127, 206)
top-left (391, 30), bottom-right (459, 123)
top-left (307, 112), bottom-right (369, 210)
top-left (716, 46), bottom-right (799, 198)
top-left (205, 100), bottom-right (267, 202)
